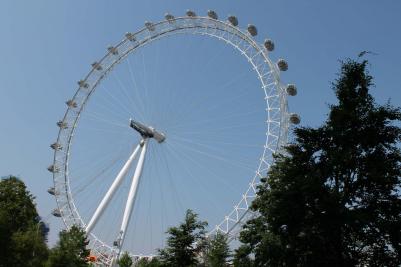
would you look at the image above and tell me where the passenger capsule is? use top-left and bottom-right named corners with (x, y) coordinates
top-left (91, 62), bottom-right (103, 71)
top-left (145, 21), bottom-right (155, 31)
top-left (247, 24), bottom-right (257, 36)
top-left (52, 209), bottom-right (61, 217)
top-left (264, 39), bottom-right (275, 51)
top-left (57, 120), bottom-right (68, 129)
top-left (108, 46), bottom-right (118, 55)
top-left (47, 165), bottom-right (59, 173)
top-left (78, 80), bottom-right (89, 89)
top-left (47, 187), bottom-right (56, 195)
top-left (286, 84), bottom-right (297, 96)
top-left (277, 59), bottom-right (288, 71)
top-left (165, 13), bottom-right (175, 21)
top-left (289, 113), bottom-right (301, 124)
top-left (125, 32), bottom-right (135, 41)
top-left (227, 15), bottom-right (238, 26)
top-left (91, 62), bottom-right (102, 71)
top-left (186, 10), bottom-right (196, 17)
top-left (207, 10), bottom-right (218, 20)
top-left (66, 99), bottom-right (77, 108)
top-left (50, 142), bottom-right (62, 150)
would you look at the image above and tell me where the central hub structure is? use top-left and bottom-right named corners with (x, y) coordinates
top-left (129, 119), bottom-right (166, 143)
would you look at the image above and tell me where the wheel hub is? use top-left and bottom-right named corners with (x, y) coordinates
top-left (129, 119), bottom-right (166, 143)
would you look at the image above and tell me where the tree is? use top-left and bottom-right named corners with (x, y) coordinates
top-left (206, 233), bottom-right (230, 267)
top-left (46, 225), bottom-right (90, 267)
top-left (232, 245), bottom-right (252, 267)
top-left (136, 257), bottom-right (162, 267)
top-left (237, 58), bottom-right (401, 266)
top-left (158, 209), bottom-right (207, 267)
top-left (118, 252), bottom-right (133, 267)
top-left (0, 176), bottom-right (49, 267)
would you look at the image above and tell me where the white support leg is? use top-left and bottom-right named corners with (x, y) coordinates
top-left (115, 138), bottom-right (148, 251)
top-left (85, 141), bottom-right (143, 234)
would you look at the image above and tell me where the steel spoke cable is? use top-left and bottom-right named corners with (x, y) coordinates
top-left (155, 36), bottom-right (202, 126)
top-left (82, 93), bottom-right (130, 120)
top-left (78, 108), bottom-right (134, 136)
top-left (168, 135), bottom-right (243, 157)
top-left (100, 85), bottom-right (136, 119)
top-left (90, 83), bottom-right (137, 120)
top-left (158, 143), bottom-right (184, 214)
top-left (73, 162), bottom-right (121, 210)
top-left (163, 142), bottom-right (246, 232)
top-left (77, 125), bottom-right (132, 136)
top-left (112, 72), bottom-right (143, 119)
top-left (69, 140), bottom-right (130, 178)
top-left (69, 154), bottom-right (123, 189)
top-left (70, 141), bottom-right (133, 193)
top-left (80, 112), bottom-right (129, 129)
top-left (127, 57), bottom-right (148, 121)
top-left (144, 143), bottom-right (155, 253)
top-left (76, 173), bottom-right (117, 226)
top-left (165, 139), bottom-right (244, 196)
top-left (165, 68), bottom-right (253, 129)
top-left (147, 41), bottom-right (162, 125)
top-left (170, 121), bottom-right (264, 136)
top-left (72, 156), bottom-right (130, 202)
top-left (151, 39), bottom-right (176, 127)
top-left (164, 141), bottom-right (235, 211)
top-left (167, 108), bottom-right (263, 132)
top-left (196, 37), bottom-right (227, 78)
top-left (168, 139), bottom-right (255, 171)
top-left (157, 33), bottom-right (213, 127)
top-left (168, 135), bottom-right (259, 165)
top-left (168, 139), bottom-right (258, 171)
top-left (70, 161), bottom-right (131, 208)
top-left (153, 145), bottom-right (176, 227)
top-left (151, 141), bottom-right (168, 249)
top-left (145, 39), bottom-right (210, 129)
top-left (139, 49), bottom-right (152, 122)
top-left (72, 151), bottom-right (126, 198)
top-left (169, 135), bottom-right (261, 148)
top-left (86, 95), bottom-right (130, 123)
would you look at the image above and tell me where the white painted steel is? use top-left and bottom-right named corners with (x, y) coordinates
top-left (85, 142), bottom-right (143, 234)
top-left (118, 139), bottom-right (148, 251)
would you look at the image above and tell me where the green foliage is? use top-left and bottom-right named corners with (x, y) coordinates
top-left (10, 225), bottom-right (50, 267)
top-left (206, 233), bottom-right (230, 267)
top-left (232, 245), bottom-right (252, 267)
top-left (0, 176), bottom-right (48, 267)
top-left (237, 58), bottom-right (401, 266)
top-left (118, 251), bottom-right (133, 267)
top-left (158, 209), bottom-right (207, 267)
top-left (46, 225), bottom-right (90, 267)
top-left (136, 257), bottom-right (162, 267)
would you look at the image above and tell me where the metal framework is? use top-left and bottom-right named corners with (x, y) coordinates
top-left (49, 11), bottom-right (296, 266)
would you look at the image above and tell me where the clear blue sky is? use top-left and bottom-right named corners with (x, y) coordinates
top-left (1, 0), bottom-right (400, 255)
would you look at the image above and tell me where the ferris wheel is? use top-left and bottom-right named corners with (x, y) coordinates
top-left (47, 10), bottom-right (299, 265)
